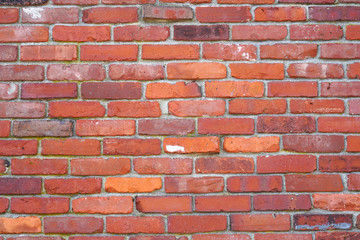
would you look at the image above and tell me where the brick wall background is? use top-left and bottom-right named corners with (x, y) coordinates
top-left (0, 0), bottom-right (360, 239)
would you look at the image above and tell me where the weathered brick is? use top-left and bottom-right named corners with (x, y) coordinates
top-left (196, 157), bottom-right (254, 174)
top-left (42, 139), bottom-right (101, 156)
top-left (203, 43), bottom-right (256, 61)
top-left (114, 25), bottom-right (169, 42)
top-left (82, 7), bottom-right (138, 23)
top-left (47, 64), bottom-right (105, 81)
top-left (230, 63), bottom-right (284, 79)
top-left (290, 99), bottom-right (344, 114)
top-left (11, 197), bottom-right (69, 214)
top-left (321, 44), bottom-right (360, 59)
top-left (108, 101), bottom-right (161, 118)
top-left (103, 138), bottom-right (161, 156)
top-left (224, 136), bottom-right (280, 153)
top-left (254, 234), bottom-right (312, 240)
top-left (174, 25), bottom-right (229, 41)
top-left (346, 25), bottom-right (360, 40)
top-left (73, 196), bottom-right (132, 214)
top-left (81, 82), bottom-right (141, 100)
top-left (139, 119), bottom-right (194, 135)
top-left (290, 25), bottom-right (343, 40)
top-left (168, 215), bottom-right (227, 233)
top-left (232, 25), bottom-right (287, 40)
top-left (294, 214), bottom-right (352, 231)
top-left (196, 7), bottom-right (251, 23)
top-left (49, 101), bottom-right (105, 118)
top-left (45, 178), bottom-right (102, 194)
top-left (134, 158), bottom-right (192, 175)
top-left (107, 217), bottom-right (164, 234)
top-left (0, 65), bottom-right (44, 81)
top-left (193, 234), bottom-right (251, 240)
top-left (21, 83), bottom-right (77, 99)
top-left (105, 177), bottom-right (162, 193)
top-left (165, 177), bottom-right (224, 193)
top-left (0, 26), bottom-right (48, 42)
top-left (229, 99), bottom-right (286, 114)
top-left (0, 198), bottom-right (8, 213)
top-left (0, 217), bottom-right (41, 233)
top-left (253, 195), bottom-right (311, 211)
top-left (315, 232), bottom-right (360, 240)
top-left (13, 120), bottom-right (72, 137)
top-left (146, 82), bottom-right (201, 99)
top-left (348, 174), bottom-right (360, 190)
top-left (350, 99), bottom-right (360, 114)
top-left (109, 64), bottom-right (164, 80)
top-left (283, 135), bottom-right (344, 153)
top-left (255, 7), bottom-right (306, 21)
top-left (319, 155), bottom-right (360, 172)
top-left (268, 81), bottom-right (317, 97)
top-left (71, 158), bottom-right (131, 175)
top-left (348, 63), bottom-right (360, 79)
top-left (227, 176), bottom-right (282, 192)
top-left (321, 82), bottom-right (360, 97)
top-left (21, 45), bottom-right (77, 61)
top-left (0, 8), bottom-right (18, 23)
top-left (195, 196), bottom-right (251, 212)
top-left (142, 44), bottom-right (199, 60)
top-left (44, 217), bottom-right (103, 233)
top-left (257, 116), bottom-right (316, 133)
top-left (314, 194), bottom-right (360, 211)
top-left (11, 158), bottom-right (68, 175)
top-left (318, 117), bottom-right (360, 133)
top-left (0, 102), bottom-right (45, 119)
top-left (310, 7), bottom-right (360, 21)
top-left (22, 7), bottom-right (78, 23)
top-left (257, 155), bottom-right (316, 173)
top-left (0, 178), bottom-right (41, 194)
top-left (164, 137), bottom-right (220, 154)
top-left (231, 214), bottom-right (290, 231)
top-left (53, 26), bottom-right (111, 42)
top-left (260, 44), bottom-right (317, 60)
top-left (198, 118), bottom-right (254, 135)
top-left (0, 84), bottom-right (17, 101)
top-left (168, 62), bottom-right (226, 80)
top-left (143, 6), bottom-right (193, 21)
top-left (76, 120), bottom-right (135, 136)
top-left (286, 174), bottom-right (343, 192)
top-left (0, 140), bottom-right (38, 156)
top-left (169, 100), bottom-right (225, 117)
top-left (0, 45), bottom-right (17, 61)
top-left (81, 45), bottom-right (138, 61)
top-left (137, 196), bottom-right (191, 213)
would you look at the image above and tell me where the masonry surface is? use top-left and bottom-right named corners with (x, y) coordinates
top-left (0, 0), bottom-right (359, 239)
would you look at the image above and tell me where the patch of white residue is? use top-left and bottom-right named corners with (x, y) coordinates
top-left (6, 84), bottom-right (16, 95)
top-left (23, 8), bottom-right (44, 19)
top-left (166, 145), bottom-right (185, 153)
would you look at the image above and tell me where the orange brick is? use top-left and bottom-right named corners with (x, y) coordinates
top-left (224, 136), bottom-right (280, 153)
top-left (227, 176), bottom-right (282, 192)
top-left (136, 196), bottom-right (191, 213)
top-left (229, 99), bottom-right (286, 114)
top-left (107, 217), bottom-right (164, 234)
top-left (167, 62), bottom-right (226, 80)
top-left (165, 177), bottom-right (224, 193)
top-left (257, 155), bottom-right (316, 173)
top-left (108, 101), bottom-right (161, 118)
top-left (164, 137), bottom-right (220, 154)
top-left (42, 139), bottom-right (101, 156)
top-left (21, 45), bottom-right (76, 61)
top-left (205, 81), bottom-right (264, 98)
top-left (231, 214), bottom-right (290, 231)
top-left (146, 82), bottom-right (201, 99)
top-left (232, 25), bottom-right (287, 40)
top-left (105, 177), bottom-right (162, 193)
top-left (0, 217), bottom-right (41, 234)
top-left (83, 7), bottom-right (138, 23)
top-left (313, 194), bottom-right (360, 211)
top-left (196, 7), bottom-right (251, 23)
top-left (268, 81), bottom-right (317, 97)
top-left (81, 45), bottom-right (138, 61)
top-left (76, 120), bottom-right (135, 136)
top-left (255, 7), bottom-right (306, 21)
top-left (53, 26), bottom-right (111, 42)
top-left (142, 44), bottom-right (199, 60)
top-left (203, 43), bottom-right (256, 61)
top-left (169, 100), bottom-right (225, 117)
top-left (260, 44), bottom-right (317, 60)
top-left (73, 196), bottom-right (132, 214)
top-left (0, 26), bottom-right (48, 42)
top-left (230, 63), bottom-right (284, 80)
top-left (348, 136), bottom-right (360, 152)
top-left (49, 101), bottom-right (105, 118)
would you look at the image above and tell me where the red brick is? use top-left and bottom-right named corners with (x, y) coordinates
top-left (103, 0), bottom-right (154, 3)
top-left (280, 0), bottom-right (334, 3)
top-left (168, 62), bottom-right (226, 80)
top-left (42, 139), bottom-right (100, 156)
top-left (169, 100), bottom-right (225, 117)
top-left (174, 25), bottom-right (229, 41)
top-left (230, 63), bottom-right (284, 79)
top-left (44, 217), bottom-right (103, 233)
top-left (168, 215), bottom-right (227, 233)
top-left (129, 237), bottom-right (173, 240)
top-left (319, 117), bottom-right (360, 133)
top-left (0, 65), bottom-right (43, 81)
top-left (255, 7), bottom-right (306, 21)
top-left (286, 174), bottom-right (343, 192)
top-left (11, 158), bottom-right (67, 175)
top-left (164, 137), bottom-right (220, 154)
top-left (45, 178), bottom-right (102, 194)
top-left (196, 157), bottom-right (254, 174)
top-left (143, 44), bottom-right (199, 60)
top-left (47, 64), bottom-right (105, 81)
top-left (73, 196), bottom-right (132, 214)
top-left (231, 214), bottom-right (290, 231)
top-left (114, 25), bottom-right (169, 41)
top-left (254, 195), bottom-right (311, 211)
top-left (348, 136), bottom-right (360, 152)
top-left (219, 0), bottom-right (273, 3)
top-left (227, 176), bottom-right (282, 192)
top-left (315, 232), bottom-right (360, 240)
top-left (165, 177), bottom-right (224, 193)
top-left (109, 64), bottom-right (164, 80)
top-left (54, 0), bottom-right (98, 4)
top-left (108, 101), bottom-right (161, 118)
top-left (256, 234), bottom-right (312, 240)
top-left (268, 81), bottom-right (317, 97)
top-left (137, 196), bottom-right (191, 213)
top-left (203, 43), bottom-right (256, 61)
top-left (0, 198), bottom-right (8, 213)
top-left (350, 99), bottom-right (360, 114)
top-left (347, 25), bottom-right (360, 40)
top-left (319, 155), bottom-right (360, 172)
top-left (134, 157), bottom-right (192, 175)
top-left (83, 7), bottom-right (137, 23)
top-left (196, 7), bottom-right (251, 23)
top-left (198, 118), bottom-right (254, 135)
top-left (11, 197), bottom-right (69, 214)
top-left (193, 235), bottom-right (250, 240)
top-left (348, 63), bottom-right (360, 79)
top-left (310, 6), bottom-right (360, 21)
top-left (106, 177), bottom-right (162, 193)
top-left (143, 6), bottom-right (193, 21)
top-left (13, 120), bottom-right (72, 137)
top-left (0, 160), bottom-right (6, 174)
top-left (69, 237), bottom-right (124, 240)
top-left (229, 99), bottom-right (286, 114)
top-left (0, 45), bottom-right (17, 61)
top-left (107, 217), bottom-right (164, 234)
top-left (0, 120), bottom-right (10, 137)
top-left (71, 158), bottom-right (131, 175)
top-left (195, 196), bottom-right (251, 212)
top-left (21, 83), bottom-right (77, 99)
top-left (0, 102), bottom-right (45, 118)
top-left (294, 214), bottom-right (352, 231)
top-left (81, 82), bottom-right (141, 100)
top-left (161, 0), bottom-right (210, 3)
top-left (81, 45), bottom-right (137, 61)
top-left (0, 217), bottom-right (41, 233)
top-left (257, 116), bottom-right (315, 133)
top-left (321, 82), bottom-right (360, 97)
top-left (104, 138), bottom-right (161, 156)
top-left (261, 44), bottom-right (317, 60)
top-left (321, 44), bottom-right (360, 59)
top-left (0, 178), bottom-right (41, 194)
top-left (224, 136), bottom-right (280, 153)
top-left (49, 101), bottom-right (105, 118)
top-left (290, 25), bottom-right (343, 40)
top-left (290, 99), bottom-right (344, 114)
top-left (0, 8), bottom-right (18, 23)
top-left (139, 119), bottom-right (194, 135)
top-left (0, 26), bottom-right (48, 42)
top-left (348, 174), bottom-right (360, 190)
top-left (283, 135), bottom-right (344, 153)
top-left (53, 26), bottom-right (110, 42)
top-left (146, 82), bottom-right (201, 99)
top-left (257, 155), bottom-right (316, 173)
top-left (22, 7), bottom-right (78, 23)
top-left (232, 25), bottom-right (287, 41)
top-left (21, 45), bottom-right (76, 61)
top-left (205, 81), bottom-right (263, 98)
top-left (314, 194), bottom-right (360, 211)
top-left (0, 83), bottom-right (17, 100)
top-left (76, 120), bottom-right (135, 136)
top-left (0, 140), bottom-right (37, 156)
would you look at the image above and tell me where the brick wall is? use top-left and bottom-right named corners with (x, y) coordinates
top-left (0, 0), bottom-right (360, 239)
